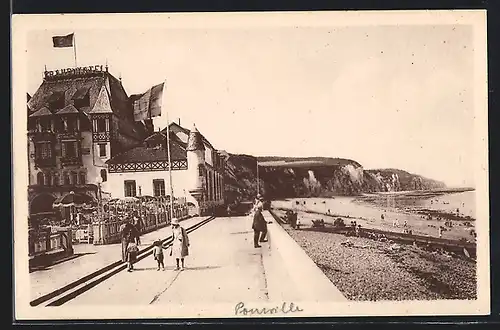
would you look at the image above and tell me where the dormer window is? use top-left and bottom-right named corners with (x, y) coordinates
top-left (72, 87), bottom-right (90, 108)
top-left (47, 91), bottom-right (66, 111)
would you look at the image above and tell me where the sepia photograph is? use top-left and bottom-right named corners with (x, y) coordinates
top-left (12, 10), bottom-right (489, 320)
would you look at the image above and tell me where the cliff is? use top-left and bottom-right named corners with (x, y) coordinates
top-left (222, 154), bottom-right (446, 202)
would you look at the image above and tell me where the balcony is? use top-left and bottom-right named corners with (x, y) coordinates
top-left (29, 129), bottom-right (56, 142)
top-left (57, 130), bottom-right (81, 140)
top-left (34, 157), bottom-right (56, 168)
top-left (60, 156), bottom-right (82, 166)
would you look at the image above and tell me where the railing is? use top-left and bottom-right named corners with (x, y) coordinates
top-left (57, 131), bottom-right (81, 140)
top-left (29, 229), bottom-right (74, 269)
top-left (92, 205), bottom-right (189, 245)
top-left (60, 156), bottom-right (82, 166)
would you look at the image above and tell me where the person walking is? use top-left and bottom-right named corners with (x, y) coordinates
top-left (252, 194), bottom-right (264, 212)
top-left (126, 242), bottom-right (139, 272)
top-left (252, 204), bottom-right (267, 248)
top-left (120, 219), bottom-right (140, 262)
top-left (153, 239), bottom-right (165, 271)
top-left (170, 218), bottom-right (189, 271)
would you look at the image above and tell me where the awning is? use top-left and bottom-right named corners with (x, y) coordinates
top-left (53, 191), bottom-right (94, 208)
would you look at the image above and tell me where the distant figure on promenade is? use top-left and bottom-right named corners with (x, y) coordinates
top-left (252, 204), bottom-right (268, 248)
top-left (153, 239), bottom-right (165, 271)
top-left (170, 218), bottom-right (189, 271)
top-left (252, 194), bottom-right (264, 212)
top-left (120, 220), bottom-right (140, 262)
top-left (126, 242), bottom-right (139, 272)
top-left (438, 226), bottom-right (443, 238)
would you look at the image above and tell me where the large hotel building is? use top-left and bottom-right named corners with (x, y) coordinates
top-left (27, 65), bottom-right (226, 222)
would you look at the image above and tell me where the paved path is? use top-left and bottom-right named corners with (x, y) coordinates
top-left (30, 216), bottom-right (206, 302)
top-left (64, 215), bottom-right (302, 306)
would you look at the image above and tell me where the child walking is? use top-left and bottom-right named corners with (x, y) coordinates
top-left (153, 239), bottom-right (165, 271)
top-left (126, 242), bottom-right (139, 272)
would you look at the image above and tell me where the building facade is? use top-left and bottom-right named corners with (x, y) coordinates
top-left (27, 65), bottom-right (148, 222)
top-left (106, 122), bottom-right (226, 216)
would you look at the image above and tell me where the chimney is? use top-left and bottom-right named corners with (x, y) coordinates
top-left (178, 118), bottom-right (181, 126)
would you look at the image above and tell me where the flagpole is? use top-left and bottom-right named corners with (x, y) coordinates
top-left (73, 34), bottom-right (78, 67)
top-left (163, 80), bottom-right (175, 221)
top-left (256, 160), bottom-right (260, 195)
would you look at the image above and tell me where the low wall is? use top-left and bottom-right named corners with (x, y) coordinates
top-left (262, 210), bottom-right (347, 302)
top-left (29, 229), bottom-right (74, 270)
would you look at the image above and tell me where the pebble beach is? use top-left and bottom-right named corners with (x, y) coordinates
top-left (272, 209), bottom-right (477, 301)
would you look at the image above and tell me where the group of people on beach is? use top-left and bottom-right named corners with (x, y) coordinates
top-left (120, 215), bottom-right (190, 272)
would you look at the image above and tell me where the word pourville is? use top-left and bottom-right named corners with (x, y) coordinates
top-left (234, 302), bottom-right (304, 316)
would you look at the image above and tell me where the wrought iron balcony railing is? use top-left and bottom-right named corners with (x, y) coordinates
top-left (60, 156), bottom-right (82, 166)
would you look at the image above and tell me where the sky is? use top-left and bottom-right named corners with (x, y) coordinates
top-left (26, 24), bottom-right (475, 187)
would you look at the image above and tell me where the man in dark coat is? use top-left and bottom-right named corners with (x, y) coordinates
top-left (120, 220), bottom-right (140, 262)
top-left (252, 205), bottom-right (267, 248)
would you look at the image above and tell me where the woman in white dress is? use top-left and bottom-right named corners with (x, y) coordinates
top-left (170, 218), bottom-right (189, 271)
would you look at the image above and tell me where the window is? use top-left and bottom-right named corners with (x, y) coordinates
top-left (198, 164), bottom-right (204, 177)
top-left (153, 179), bottom-right (165, 197)
top-left (37, 118), bottom-right (51, 132)
top-left (45, 173), bottom-right (52, 186)
top-left (73, 88), bottom-right (90, 108)
top-left (71, 172), bottom-right (78, 185)
top-left (47, 91), bottom-right (65, 111)
top-left (63, 117), bottom-right (77, 132)
top-left (62, 141), bottom-right (78, 158)
top-left (37, 172), bottom-right (44, 185)
top-left (53, 173), bottom-right (60, 186)
top-left (98, 144), bottom-right (107, 157)
top-left (79, 172), bottom-right (86, 184)
top-left (124, 180), bottom-right (136, 197)
top-left (35, 142), bottom-right (52, 159)
top-left (63, 173), bottom-right (70, 185)
top-left (97, 118), bottom-right (107, 132)
top-left (100, 169), bottom-right (107, 182)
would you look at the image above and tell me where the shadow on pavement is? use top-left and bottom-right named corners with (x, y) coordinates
top-left (29, 252), bottom-right (97, 273)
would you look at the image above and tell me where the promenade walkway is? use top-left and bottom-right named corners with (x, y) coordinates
top-left (29, 216), bottom-right (205, 302)
top-left (30, 212), bottom-right (347, 315)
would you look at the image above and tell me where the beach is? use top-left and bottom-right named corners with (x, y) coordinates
top-left (271, 189), bottom-right (476, 241)
top-left (273, 214), bottom-right (477, 301)
top-left (269, 190), bottom-right (477, 300)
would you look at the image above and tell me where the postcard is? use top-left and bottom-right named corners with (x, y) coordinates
top-left (12, 10), bottom-right (489, 320)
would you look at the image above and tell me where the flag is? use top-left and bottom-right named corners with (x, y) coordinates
top-left (53, 33), bottom-right (74, 48)
top-left (132, 82), bottom-right (164, 121)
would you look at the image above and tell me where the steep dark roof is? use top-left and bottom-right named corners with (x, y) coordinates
top-left (29, 106), bottom-right (52, 117)
top-left (56, 104), bottom-right (80, 114)
top-left (28, 75), bottom-right (105, 115)
top-left (166, 122), bottom-right (214, 149)
top-left (27, 70), bottom-right (135, 119)
top-left (106, 139), bottom-right (186, 164)
top-left (28, 69), bottom-right (147, 142)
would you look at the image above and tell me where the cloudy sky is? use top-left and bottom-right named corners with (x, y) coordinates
top-left (26, 22), bottom-right (475, 187)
